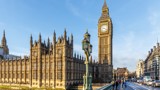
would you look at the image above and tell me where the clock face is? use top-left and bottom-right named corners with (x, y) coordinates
top-left (101, 25), bottom-right (108, 32)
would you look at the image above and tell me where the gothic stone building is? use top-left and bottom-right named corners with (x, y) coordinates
top-left (144, 42), bottom-right (160, 80)
top-left (0, 31), bottom-right (94, 89)
top-left (0, 0), bottom-right (113, 89)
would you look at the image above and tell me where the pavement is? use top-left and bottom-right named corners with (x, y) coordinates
top-left (121, 85), bottom-right (134, 90)
top-left (97, 82), bottom-right (160, 90)
top-left (117, 82), bottom-right (160, 90)
top-left (111, 84), bottom-right (129, 90)
top-left (113, 83), bottom-right (134, 90)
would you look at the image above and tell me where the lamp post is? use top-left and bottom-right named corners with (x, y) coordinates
top-left (82, 31), bottom-right (92, 90)
top-left (113, 69), bottom-right (115, 81)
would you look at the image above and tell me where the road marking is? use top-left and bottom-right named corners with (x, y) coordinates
top-left (134, 82), bottom-right (153, 90)
top-left (135, 83), bottom-right (160, 90)
top-left (127, 82), bottom-right (148, 90)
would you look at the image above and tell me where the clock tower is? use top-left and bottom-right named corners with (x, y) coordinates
top-left (98, 0), bottom-right (113, 65)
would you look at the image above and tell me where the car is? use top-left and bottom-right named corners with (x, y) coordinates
top-left (152, 80), bottom-right (160, 87)
top-left (143, 76), bottom-right (152, 85)
top-left (137, 79), bottom-right (143, 84)
top-left (146, 80), bottom-right (153, 86)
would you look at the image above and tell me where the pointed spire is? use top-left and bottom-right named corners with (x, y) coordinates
top-left (77, 53), bottom-right (78, 59)
top-left (71, 34), bottom-right (73, 44)
top-left (50, 42), bottom-right (53, 49)
top-left (71, 34), bottom-right (73, 40)
top-left (30, 34), bottom-right (33, 40)
top-left (157, 37), bottom-right (159, 48)
top-left (47, 37), bottom-right (50, 48)
top-left (64, 28), bottom-right (66, 33)
top-left (64, 28), bottom-right (67, 40)
top-left (3, 30), bottom-right (5, 38)
top-left (39, 33), bottom-right (41, 43)
top-left (44, 40), bottom-right (46, 48)
top-left (53, 30), bottom-right (56, 44)
top-left (99, 0), bottom-right (109, 22)
top-left (30, 34), bottom-right (33, 46)
top-left (102, 0), bottom-right (108, 11)
top-left (74, 52), bottom-right (76, 58)
top-left (54, 30), bottom-right (56, 36)
top-left (1, 30), bottom-right (7, 47)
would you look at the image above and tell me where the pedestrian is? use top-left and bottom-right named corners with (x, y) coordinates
top-left (125, 82), bottom-right (127, 88)
top-left (122, 81), bottom-right (124, 88)
top-left (115, 81), bottom-right (118, 90)
top-left (123, 81), bottom-right (127, 88)
top-left (112, 81), bottom-right (115, 90)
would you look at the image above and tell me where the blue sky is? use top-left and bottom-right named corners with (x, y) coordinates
top-left (0, 0), bottom-right (160, 71)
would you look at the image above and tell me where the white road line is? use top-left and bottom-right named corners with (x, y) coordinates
top-left (127, 82), bottom-right (148, 90)
top-left (134, 83), bottom-right (153, 90)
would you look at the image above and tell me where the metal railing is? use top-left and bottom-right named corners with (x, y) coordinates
top-left (97, 84), bottom-right (113, 90)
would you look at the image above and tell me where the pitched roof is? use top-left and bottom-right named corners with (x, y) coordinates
top-left (116, 67), bottom-right (128, 74)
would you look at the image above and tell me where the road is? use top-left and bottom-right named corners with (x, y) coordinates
top-left (123, 82), bottom-right (160, 90)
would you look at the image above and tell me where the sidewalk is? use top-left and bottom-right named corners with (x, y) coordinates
top-left (120, 83), bottom-right (134, 90)
top-left (112, 83), bottom-right (134, 90)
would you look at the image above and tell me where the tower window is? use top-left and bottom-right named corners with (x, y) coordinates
top-left (57, 72), bottom-right (62, 80)
top-left (33, 73), bottom-right (36, 79)
top-left (22, 65), bottom-right (25, 70)
top-left (46, 62), bottom-right (49, 69)
top-left (26, 73), bottom-right (28, 79)
top-left (50, 73), bottom-right (52, 79)
top-left (42, 63), bottom-right (45, 70)
top-left (33, 62), bottom-right (36, 70)
top-left (22, 73), bottom-right (24, 78)
top-left (46, 73), bottom-right (48, 79)
top-left (57, 61), bottom-right (62, 70)
top-left (13, 73), bottom-right (15, 78)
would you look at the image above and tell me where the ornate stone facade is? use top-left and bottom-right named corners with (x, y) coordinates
top-left (97, 0), bottom-right (113, 82)
top-left (0, 31), bottom-right (94, 89)
top-left (136, 59), bottom-right (144, 78)
top-left (144, 42), bottom-right (160, 80)
top-left (98, 0), bottom-right (112, 65)
top-left (0, 0), bottom-right (113, 89)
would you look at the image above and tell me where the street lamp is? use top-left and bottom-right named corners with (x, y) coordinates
top-left (113, 70), bottom-right (115, 81)
top-left (82, 30), bottom-right (92, 90)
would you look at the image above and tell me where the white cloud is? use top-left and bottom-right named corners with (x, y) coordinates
top-left (113, 10), bottom-right (160, 72)
top-left (113, 31), bottom-right (138, 71)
